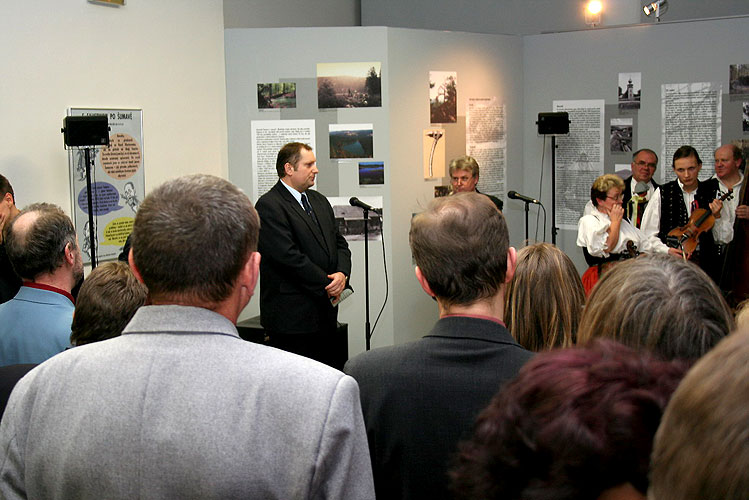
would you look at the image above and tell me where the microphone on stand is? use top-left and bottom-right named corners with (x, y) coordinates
top-left (349, 197), bottom-right (383, 214)
top-left (507, 191), bottom-right (541, 205)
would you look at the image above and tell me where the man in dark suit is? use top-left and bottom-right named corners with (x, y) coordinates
top-left (622, 148), bottom-right (659, 228)
top-left (344, 192), bottom-right (533, 500)
top-left (255, 142), bottom-right (351, 369)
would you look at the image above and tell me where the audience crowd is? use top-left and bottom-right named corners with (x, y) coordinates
top-left (0, 141), bottom-right (747, 498)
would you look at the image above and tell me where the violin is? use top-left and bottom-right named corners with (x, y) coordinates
top-left (666, 189), bottom-right (733, 257)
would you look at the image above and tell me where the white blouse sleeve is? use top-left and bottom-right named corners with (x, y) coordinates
top-left (577, 214), bottom-right (611, 258)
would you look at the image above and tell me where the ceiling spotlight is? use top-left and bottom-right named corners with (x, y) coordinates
top-left (585, 0), bottom-right (603, 27)
top-left (643, 0), bottom-right (667, 21)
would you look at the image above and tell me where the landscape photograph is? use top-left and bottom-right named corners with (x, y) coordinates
top-left (329, 124), bottom-right (374, 159)
top-left (257, 82), bottom-right (296, 109)
top-left (317, 62), bottom-right (381, 108)
top-left (358, 161), bottom-right (384, 185)
top-left (429, 71), bottom-right (457, 123)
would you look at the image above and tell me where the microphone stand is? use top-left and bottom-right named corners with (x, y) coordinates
top-left (362, 208), bottom-right (371, 350)
top-left (551, 135), bottom-right (558, 245)
top-left (523, 199), bottom-right (530, 243)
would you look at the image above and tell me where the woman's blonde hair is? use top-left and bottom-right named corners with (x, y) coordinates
top-left (504, 243), bottom-right (585, 351)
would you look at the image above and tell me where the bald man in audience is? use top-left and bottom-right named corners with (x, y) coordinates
top-left (345, 192), bottom-right (531, 500)
top-left (0, 203), bottom-right (82, 366)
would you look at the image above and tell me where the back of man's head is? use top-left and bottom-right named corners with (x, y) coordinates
top-left (409, 192), bottom-right (508, 307)
top-left (131, 174), bottom-right (259, 305)
top-left (649, 328), bottom-right (749, 500)
top-left (71, 261), bottom-right (148, 346)
top-left (5, 203), bottom-right (77, 281)
top-left (577, 254), bottom-right (733, 360)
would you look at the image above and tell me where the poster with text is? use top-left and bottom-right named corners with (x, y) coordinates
top-left (467, 97), bottom-right (506, 200)
top-left (661, 82), bottom-right (721, 182)
top-left (552, 100), bottom-right (605, 230)
top-left (251, 119), bottom-right (316, 200)
top-left (68, 108), bottom-right (144, 265)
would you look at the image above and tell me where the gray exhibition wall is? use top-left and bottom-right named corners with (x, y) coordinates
top-left (521, 16), bottom-right (749, 273)
top-left (224, 26), bottom-right (525, 352)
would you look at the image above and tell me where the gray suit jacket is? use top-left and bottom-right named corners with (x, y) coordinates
top-left (344, 316), bottom-right (533, 500)
top-left (0, 305), bottom-right (374, 499)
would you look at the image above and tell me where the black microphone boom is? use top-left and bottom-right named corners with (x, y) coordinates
top-left (507, 191), bottom-right (541, 205)
top-left (349, 197), bottom-right (382, 214)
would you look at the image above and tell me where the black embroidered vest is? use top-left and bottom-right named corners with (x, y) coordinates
top-left (657, 179), bottom-right (719, 242)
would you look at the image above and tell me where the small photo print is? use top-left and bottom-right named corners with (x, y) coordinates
top-left (610, 118), bottom-right (633, 153)
top-left (729, 64), bottom-right (749, 95)
top-left (358, 161), bottom-right (384, 185)
top-left (317, 62), bottom-right (382, 108)
top-left (329, 124), bottom-right (374, 159)
top-left (257, 83), bottom-right (296, 109)
top-left (430, 71), bottom-right (457, 124)
top-left (743, 102), bottom-right (749, 132)
top-left (618, 72), bottom-right (641, 110)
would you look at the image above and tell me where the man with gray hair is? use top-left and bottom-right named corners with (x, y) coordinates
top-left (449, 155), bottom-right (503, 211)
top-left (0, 174), bottom-right (374, 499)
top-left (0, 203), bottom-right (82, 366)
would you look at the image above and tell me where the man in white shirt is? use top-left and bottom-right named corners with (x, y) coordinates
top-left (640, 146), bottom-right (723, 280)
top-left (712, 144), bottom-right (745, 247)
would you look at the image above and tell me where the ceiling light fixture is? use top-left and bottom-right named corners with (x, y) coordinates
top-left (585, 0), bottom-right (603, 27)
top-left (643, 0), bottom-right (667, 21)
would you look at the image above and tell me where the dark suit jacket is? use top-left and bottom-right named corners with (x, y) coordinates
top-left (255, 181), bottom-right (351, 334)
top-left (344, 316), bottom-right (533, 500)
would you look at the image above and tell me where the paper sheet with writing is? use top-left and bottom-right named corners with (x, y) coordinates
top-left (552, 99), bottom-right (605, 230)
top-left (661, 82), bottom-right (721, 183)
top-left (467, 97), bottom-right (506, 200)
top-left (251, 119), bottom-right (315, 200)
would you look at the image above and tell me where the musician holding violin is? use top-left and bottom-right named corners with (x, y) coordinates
top-left (577, 174), bottom-right (670, 295)
top-left (640, 145), bottom-right (724, 282)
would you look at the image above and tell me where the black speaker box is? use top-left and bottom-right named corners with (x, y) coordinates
top-left (537, 112), bottom-right (570, 135)
top-left (62, 115), bottom-right (110, 147)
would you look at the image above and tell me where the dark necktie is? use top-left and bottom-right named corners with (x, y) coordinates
top-left (301, 193), bottom-right (320, 227)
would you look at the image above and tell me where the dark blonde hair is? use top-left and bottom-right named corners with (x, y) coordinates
top-left (650, 328), bottom-right (749, 500)
top-left (448, 156), bottom-right (479, 177)
top-left (577, 254), bottom-right (733, 360)
top-left (590, 174), bottom-right (625, 207)
top-left (71, 262), bottom-right (147, 346)
top-left (504, 243), bottom-right (584, 351)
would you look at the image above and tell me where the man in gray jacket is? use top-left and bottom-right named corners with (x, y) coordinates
top-left (0, 174), bottom-right (374, 500)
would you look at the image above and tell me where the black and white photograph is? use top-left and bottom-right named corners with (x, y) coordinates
top-left (257, 83), bottom-right (296, 109)
top-left (429, 71), bottom-right (457, 123)
top-left (317, 62), bottom-right (381, 108)
top-left (618, 72), bottom-right (641, 110)
top-left (730, 64), bottom-right (749, 95)
top-left (610, 118), bottom-right (633, 153)
top-left (329, 196), bottom-right (383, 241)
top-left (743, 101), bottom-right (749, 132)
